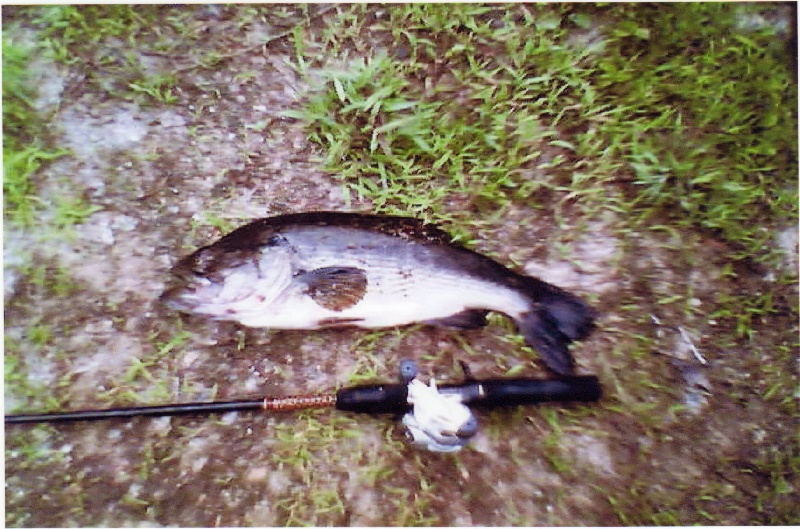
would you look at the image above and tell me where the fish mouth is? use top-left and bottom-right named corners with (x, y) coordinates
top-left (159, 275), bottom-right (220, 311)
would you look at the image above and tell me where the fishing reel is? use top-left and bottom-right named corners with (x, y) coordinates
top-left (397, 360), bottom-right (479, 453)
top-left (338, 359), bottom-right (601, 453)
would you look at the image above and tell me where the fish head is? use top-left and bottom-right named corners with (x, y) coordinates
top-left (159, 241), bottom-right (294, 318)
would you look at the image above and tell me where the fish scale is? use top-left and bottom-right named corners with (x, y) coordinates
top-left (285, 227), bottom-right (523, 311)
top-left (291, 243), bottom-right (526, 325)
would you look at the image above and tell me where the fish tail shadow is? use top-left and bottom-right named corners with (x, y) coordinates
top-left (515, 277), bottom-right (597, 375)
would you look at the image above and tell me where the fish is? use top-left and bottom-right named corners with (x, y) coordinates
top-left (160, 211), bottom-right (596, 374)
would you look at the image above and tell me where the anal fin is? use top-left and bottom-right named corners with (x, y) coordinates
top-left (424, 309), bottom-right (489, 330)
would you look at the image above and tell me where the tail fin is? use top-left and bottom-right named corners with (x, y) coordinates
top-left (515, 279), bottom-right (596, 375)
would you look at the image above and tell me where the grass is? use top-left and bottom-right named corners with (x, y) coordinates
top-left (4, 345), bottom-right (61, 412)
top-left (539, 408), bottom-right (573, 475)
top-left (102, 329), bottom-right (191, 405)
top-left (751, 441), bottom-right (800, 524)
top-left (10, 5), bottom-right (794, 251)
top-left (20, 3), bottom-right (795, 246)
top-left (270, 411), bottom-right (384, 525)
top-left (287, 3), bottom-right (796, 259)
top-left (3, 6), bottom-right (188, 420)
top-left (268, 406), bottom-right (443, 525)
top-left (2, 34), bottom-right (70, 227)
top-left (3, 263), bottom-right (83, 416)
top-left (127, 73), bottom-right (179, 105)
top-left (4, 6), bottom-right (188, 228)
top-left (31, 5), bottom-right (165, 67)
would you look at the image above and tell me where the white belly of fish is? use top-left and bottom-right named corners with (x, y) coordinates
top-left (230, 264), bottom-right (530, 330)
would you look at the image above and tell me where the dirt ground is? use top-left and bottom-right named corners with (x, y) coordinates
top-left (4, 5), bottom-right (798, 527)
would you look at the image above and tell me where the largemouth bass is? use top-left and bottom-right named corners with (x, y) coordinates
top-left (160, 212), bottom-right (596, 374)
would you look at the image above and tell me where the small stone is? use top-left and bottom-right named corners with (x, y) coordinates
top-left (246, 466), bottom-right (268, 482)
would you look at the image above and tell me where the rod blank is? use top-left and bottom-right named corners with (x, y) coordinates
top-left (5, 399), bottom-right (268, 424)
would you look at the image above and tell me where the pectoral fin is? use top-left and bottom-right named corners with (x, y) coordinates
top-left (298, 266), bottom-right (368, 312)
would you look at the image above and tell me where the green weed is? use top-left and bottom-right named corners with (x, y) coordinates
top-left (539, 408), bottom-right (575, 476)
top-left (383, 484), bottom-right (438, 526)
top-left (288, 3), bottom-right (796, 260)
top-left (17, 260), bottom-right (79, 298)
top-left (4, 343), bottom-right (62, 412)
top-left (270, 411), bottom-right (366, 524)
top-left (2, 34), bottom-right (37, 143)
top-left (711, 291), bottom-right (783, 341)
top-left (32, 5), bottom-right (155, 64)
top-left (2, 34), bottom-right (70, 226)
top-left (128, 73), bottom-right (179, 105)
top-left (53, 195), bottom-right (103, 229)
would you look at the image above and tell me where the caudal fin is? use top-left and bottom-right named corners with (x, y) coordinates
top-left (515, 279), bottom-right (596, 375)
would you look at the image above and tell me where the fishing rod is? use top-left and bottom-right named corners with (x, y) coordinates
top-left (5, 361), bottom-right (602, 452)
top-left (4, 375), bottom-right (601, 423)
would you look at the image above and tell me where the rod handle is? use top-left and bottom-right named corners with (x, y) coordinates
top-left (441, 375), bottom-right (602, 408)
top-left (335, 384), bottom-right (410, 414)
top-left (335, 376), bottom-right (601, 415)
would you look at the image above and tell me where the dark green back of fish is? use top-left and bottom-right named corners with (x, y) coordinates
top-left (214, 211), bottom-right (454, 250)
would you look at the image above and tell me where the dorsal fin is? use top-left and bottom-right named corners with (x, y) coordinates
top-left (211, 212), bottom-right (456, 253)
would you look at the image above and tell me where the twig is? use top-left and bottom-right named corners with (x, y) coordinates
top-left (650, 314), bottom-right (707, 365)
